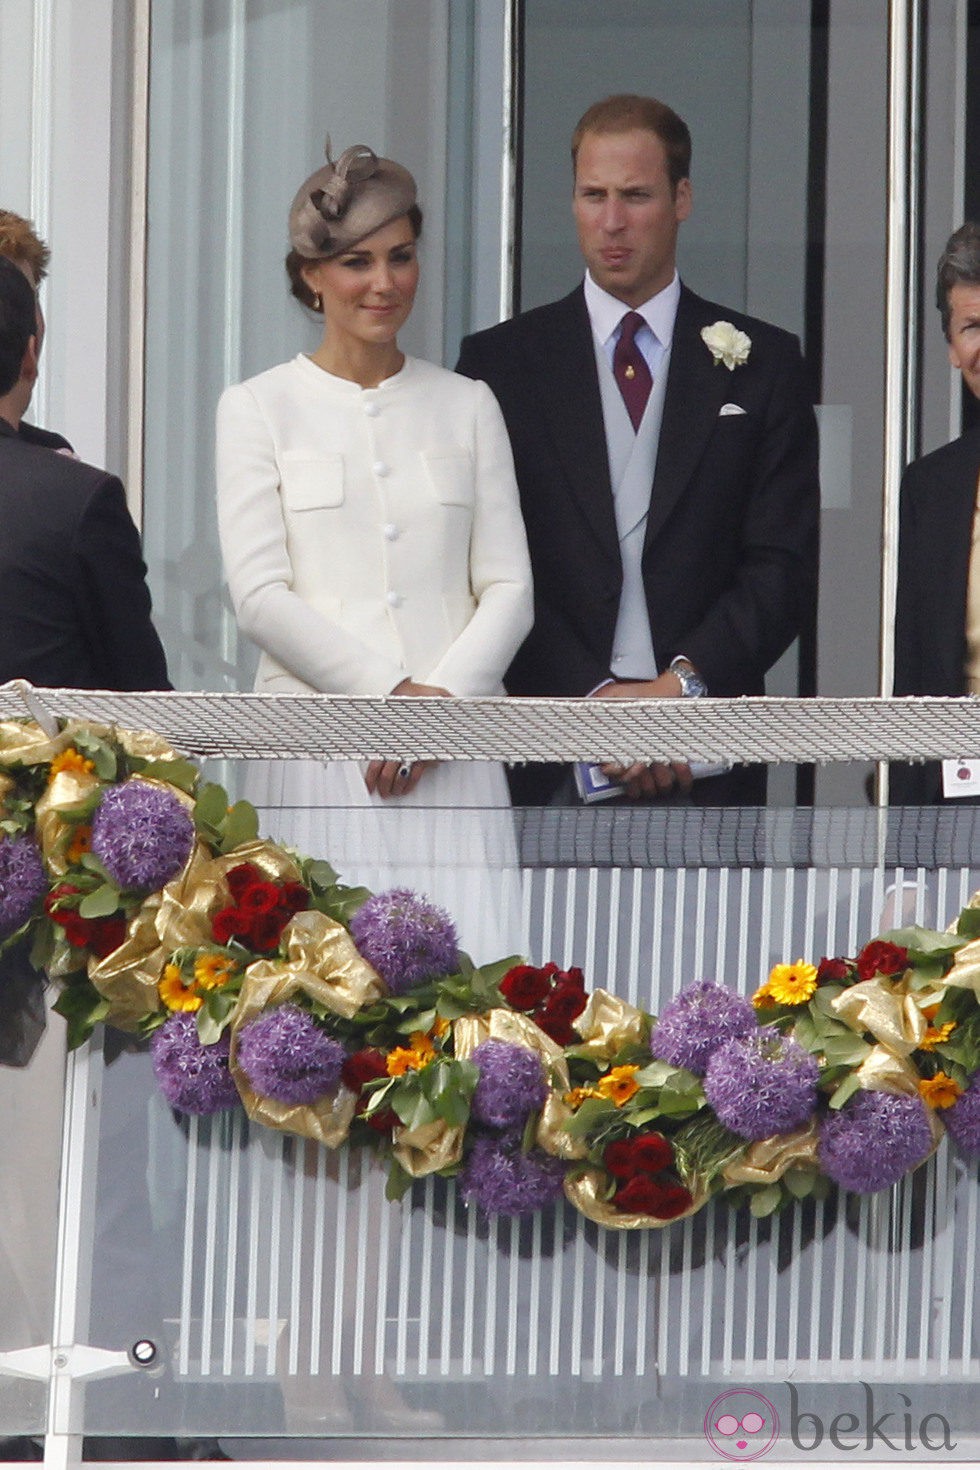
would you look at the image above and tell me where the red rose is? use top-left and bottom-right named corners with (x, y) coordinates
top-left (532, 1007), bottom-right (577, 1046)
top-left (58, 912), bottom-right (92, 949)
top-left (561, 966), bottom-right (586, 992)
top-left (630, 1132), bottom-right (674, 1175)
top-left (545, 979), bottom-right (588, 1022)
top-left (856, 940), bottom-right (909, 982)
top-left (366, 1107), bottom-right (398, 1134)
top-left (89, 915), bottom-right (128, 959)
top-left (615, 1175), bottom-right (667, 1215)
top-left (603, 1140), bottom-right (636, 1179)
top-left (212, 906), bottom-right (245, 945)
top-left (817, 956), bottom-right (850, 984)
top-left (342, 1048), bottom-right (389, 1097)
top-left (239, 881), bottom-right (282, 915)
top-left (225, 863), bottom-right (263, 900)
top-left (648, 1184), bottom-right (694, 1220)
top-left (280, 882), bottom-right (309, 913)
top-left (500, 964), bottom-right (552, 1011)
top-left (45, 882), bottom-right (81, 916)
top-left (250, 911), bottom-right (286, 952)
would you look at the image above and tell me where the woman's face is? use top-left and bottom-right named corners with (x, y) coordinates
top-left (303, 215), bottom-right (419, 348)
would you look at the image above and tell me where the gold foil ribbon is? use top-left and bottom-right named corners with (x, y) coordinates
top-left (0, 719), bottom-right (179, 771)
top-left (563, 1166), bottom-right (708, 1230)
top-left (573, 988), bottom-right (648, 1061)
top-left (944, 935), bottom-right (980, 1003)
top-left (34, 770), bottom-right (102, 874)
top-left (393, 1118), bottom-right (465, 1177)
top-left (228, 925), bottom-right (379, 1146)
top-left (722, 1121), bottom-right (820, 1186)
top-left (830, 977), bottom-right (926, 1056)
top-left (453, 1010), bottom-right (588, 1160)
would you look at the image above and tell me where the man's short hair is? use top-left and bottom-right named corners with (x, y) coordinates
top-left (936, 222), bottom-right (980, 338)
top-left (571, 94), bottom-right (692, 190)
top-left (0, 255), bottom-right (37, 395)
top-left (0, 210), bottom-right (49, 286)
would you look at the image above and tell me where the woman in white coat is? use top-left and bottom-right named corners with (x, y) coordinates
top-left (216, 142), bottom-right (533, 960)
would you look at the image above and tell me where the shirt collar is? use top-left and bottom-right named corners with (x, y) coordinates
top-left (583, 270), bottom-right (681, 349)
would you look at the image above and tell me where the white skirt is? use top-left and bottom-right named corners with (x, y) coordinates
top-left (244, 758), bottom-right (524, 967)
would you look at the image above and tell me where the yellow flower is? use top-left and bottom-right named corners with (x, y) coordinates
top-left (564, 1085), bottom-right (598, 1110)
top-left (65, 824), bottom-right (92, 864)
top-left (765, 960), bottom-right (818, 1007)
top-left (158, 962), bottom-right (201, 1012)
top-left (918, 1020), bottom-right (956, 1052)
top-left (48, 747), bottom-right (95, 782)
top-left (918, 1071), bottom-right (962, 1109)
top-left (752, 981), bottom-right (774, 1009)
top-left (193, 952), bottom-right (236, 990)
top-left (596, 1064), bottom-right (640, 1107)
top-left (431, 1016), bottom-right (451, 1040)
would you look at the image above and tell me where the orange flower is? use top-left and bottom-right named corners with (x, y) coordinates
top-left (386, 1045), bottom-right (429, 1077)
top-left (66, 825), bottom-right (92, 864)
top-left (918, 1071), bottom-right (962, 1109)
top-left (193, 952), bottom-right (236, 990)
top-left (922, 1004), bottom-right (941, 1023)
top-left (564, 1085), bottom-right (598, 1110)
top-left (158, 962), bottom-right (201, 1012)
top-left (752, 981), bottom-right (774, 1009)
top-left (48, 747), bottom-right (95, 782)
top-left (596, 1064), bottom-right (640, 1107)
top-left (918, 1021), bottom-right (956, 1052)
top-left (431, 1016), bottom-right (451, 1040)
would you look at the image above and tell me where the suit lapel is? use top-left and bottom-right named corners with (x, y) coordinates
top-left (924, 437), bottom-right (980, 691)
top-left (523, 288), bottom-right (619, 561)
top-left (646, 286), bottom-right (731, 548)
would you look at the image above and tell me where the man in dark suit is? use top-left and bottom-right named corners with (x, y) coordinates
top-left (892, 222), bottom-right (980, 804)
top-left (0, 209), bottom-right (72, 453)
top-left (0, 255), bottom-right (169, 690)
top-left (457, 94), bottom-right (819, 805)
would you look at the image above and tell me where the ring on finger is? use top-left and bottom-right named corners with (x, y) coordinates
top-left (397, 763), bottom-right (412, 780)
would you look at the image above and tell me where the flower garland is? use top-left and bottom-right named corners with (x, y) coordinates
top-left (3, 716), bottom-right (980, 1228)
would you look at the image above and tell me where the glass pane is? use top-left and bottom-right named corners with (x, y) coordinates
top-left (54, 792), bottom-right (980, 1457)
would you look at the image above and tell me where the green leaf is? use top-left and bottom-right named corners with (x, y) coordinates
top-left (820, 1033), bottom-right (871, 1066)
top-left (221, 801), bottom-right (259, 851)
top-left (784, 1168), bottom-right (818, 1200)
top-left (136, 758), bottom-right (199, 795)
top-left (304, 859), bottom-right (339, 893)
top-left (879, 925), bottom-right (965, 959)
top-left (72, 732), bottom-right (117, 781)
top-left (385, 1160), bottom-right (413, 1202)
top-left (52, 979), bottom-right (110, 1049)
top-left (78, 883), bottom-right (122, 919)
top-left (748, 1184), bottom-right (782, 1218)
top-left (828, 1073), bottom-right (862, 1110)
top-left (957, 906), bottom-right (980, 939)
top-left (561, 1096), bottom-right (617, 1138)
top-left (194, 783), bottom-right (229, 832)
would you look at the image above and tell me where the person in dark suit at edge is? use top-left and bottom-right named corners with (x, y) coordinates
top-left (0, 209), bottom-right (73, 453)
top-left (0, 255), bottom-right (168, 691)
top-left (457, 94), bottom-right (820, 806)
top-left (891, 223), bottom-right (980, 805)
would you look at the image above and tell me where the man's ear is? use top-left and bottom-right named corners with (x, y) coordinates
top-left (21, 334), bottom-right (39, 385)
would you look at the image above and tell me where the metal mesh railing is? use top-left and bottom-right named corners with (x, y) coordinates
top-left (1, 680), bottom-right (977, 766)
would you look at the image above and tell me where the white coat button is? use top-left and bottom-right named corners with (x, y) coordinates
top-left (364, 401), bottom-right (379, 417)
top-left (373, 460), bottom-right (389, 476)
top-left (386, 591), bottom-right (402, 608)
top-left (383, 523), bottom-right (399, 541)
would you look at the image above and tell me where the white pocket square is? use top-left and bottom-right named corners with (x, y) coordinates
top-left (719, 402), bottom-right (747, 416)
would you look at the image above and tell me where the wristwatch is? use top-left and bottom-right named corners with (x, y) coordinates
top-left (669, 656), bottom-right (708, 699)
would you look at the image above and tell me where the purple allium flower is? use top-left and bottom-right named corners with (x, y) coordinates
top-left (470, 1040), bottom-right (548, 1129)
top-left (649, 980), bottom-right (757, 1076)
top-left (944, 1073), bottom-right (980, 1157)
top-left (458, 1131), bottom-right (567, 1216)
top-left (819, 1089), bottom-right (933, 1193)
top-left (91, 780), bottom-right (194, 892)
top-left (236, 1003), bottom-right (345, 1104)
top-left (350, 888), bottom-right (459, 995)
top-left (703, 1027), bottom-right (819, 1140)
top-left (150, 1012), bottom-right (239, 1115)
top-left (0, 834), bottom-right (47, 940)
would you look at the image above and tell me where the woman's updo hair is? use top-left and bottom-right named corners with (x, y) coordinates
top-left (285, 203), bottom-right (423, 312)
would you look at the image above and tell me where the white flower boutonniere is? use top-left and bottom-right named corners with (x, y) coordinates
top-left (701, 320), bottom-right (752, 371)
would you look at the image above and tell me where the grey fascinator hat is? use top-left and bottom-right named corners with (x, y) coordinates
top-left (288, 139), bottom-right (417, 259)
